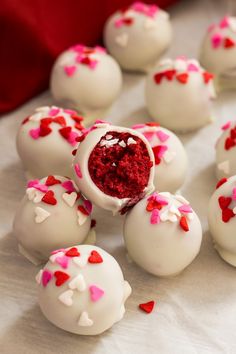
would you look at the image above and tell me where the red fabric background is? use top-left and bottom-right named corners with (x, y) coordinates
top-left (0, 0), bottom-right (177, 114)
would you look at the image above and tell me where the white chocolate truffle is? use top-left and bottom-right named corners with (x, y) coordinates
top-left (208, 176), bottom-right (236, 266)
top-left (13, 176), bottom-right (95, 265)
top-left (50, 45), bottom-right (122, 120)
top-left (124, 192), bottom-right (202, 277)
top-left (200, 16), bottom-right (236, 92)
top-left (16, 106), bottom-right (84, 179)
top-left (145, 57), bottom-right (215, 132)
top-left (132, 122), bottom-right (188, 192)
top-left (73, 121), bottom-right (155, 214)
top-left (104, 2), bottom-right (172, 72)
top-left (37, 244), bottom-right (131, 335)
top-left (215, 121), bottom-right (236, 179)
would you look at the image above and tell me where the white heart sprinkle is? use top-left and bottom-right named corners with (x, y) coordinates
top-left (119, 140), bottom-right (126, 148)
top-left (33, 191), bottom-right (43, 203)
top-left (69, 274), bottom-right (86, 292)
top-left (144, 18), bottom-right (156, 29)
top-left (49, 251), bottom-right (65, 263)
top-left (35, 207), bottom-right (50, 223)
top-left (217, 160), bottom-right (230, 174)
top-left (35, 269), bottom-right (43, 284)
top-left (35, 106), bottom-right (50, 112)
top-left (169, 205), bottom-right (181, 216)
top-left (174, 59), bottom-right (187, 72)
top-left (127, 137), bottom-right (137, 145)
top-left (77, 211), bottom-right (87, 225)
top-left (78, 311), bottom-right (93, 327)
top-left (26, 188), bottom-right (43, 203)
top-left (73, 255), bottom-right (88, 268)
top-left (62, 192), bottom-right (77, 207)
top-left (115, 33), bottom-right (129, 47)
top-left (163, 151), bottom-right (176, 164)
top-left (58, 289), bottom-right (74, 306)
top-left (26, 188), bottom-right (35, 201)
top-left (30, 112), bottom-right (43, 122)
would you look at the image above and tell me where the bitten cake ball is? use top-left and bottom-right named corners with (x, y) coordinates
top-left (36, 245), bottom-right (131, 335)
top-left (13, 176), bottom-right (95, 265)
top-left (200, 16), bottom-right (236, 92)
top-left (50, 45), bottom-right (122, 120)
top-left (16, 106), bottom-right (84, 179)
top-left (124, 192), bottom-right (202, 276)
top-left (208, 176), bottom-right (236, 266)
top-left (215, 121), bottom-right (236, 179)
top-left (132, 122), bottom-right (188, 192)
top-left (145, 57), bottom-right (215, 132)
top-left (73, 121), bottom-right (155, 214)
top-left (104, 2), bottom-right (172, 72)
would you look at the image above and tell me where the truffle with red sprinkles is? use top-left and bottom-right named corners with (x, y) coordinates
top-left (13, 176), bottom-right (95, 265)
top-left (145, 57), bottom-right (215, 132)
top-left (73, 121), bottom-right (155, 214)
top-left (123, 192), bottom-right (202, 276)
top-left (208, 175), bottom-right (236, 266)
top-left (50, 44), bottom-right (122, 121)
top-left (200, 16), bottom-right (236, 92)
top-left (132, 123), bottom-right (188, 192)
top-left (16, 106), bottom-right (84, 179)
top-left (36, 244), bottom-right (132, 335)
top-left (215, 121), bottom-right (236, 179)
top-left (104, 2), bottom-right (172, 72)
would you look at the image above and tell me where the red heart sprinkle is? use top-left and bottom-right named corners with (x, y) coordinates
top-left (65, 247), bottom-right (80, 257)
top-left (163, 69), bottom-right (176, 81)
top-left (41, 117), bottom-right (53, 126)
top-left (225, 137), bottom-right (235, 150)
top-left (146, 122), bottom-right (160, 127)
top-left (74, 123), bottom-right (83, 131)
top-left (203, 71), bottom-right (214, 83)
top-left (78, 205), bottom-right (89, 215)
top-left (152, 146), bottom-right (163, 165)
top-left (42, 190), bottom-right (57, 205)
top-left (222, 208), bottom-right (235, 223)
top-left (139, 300), bottom-right (155, 314)
top-left (72, 149), bottom-right (77, 156)
top-left (71, 114), bottom-right (84, 123)
top-left (53, 116), bottom-right (66, 126)
top-left (218, 196), bottom-right (232, 210)
top-left (76, 134), bottom-right (86, 143)
top-left (88, 250), bottom-right (103, 264)
top-left (45, 175), bottom-right (61, 186)
top-left (224, 37), bottom-right (235, 48)
top-left (154, 72), bottom-right (164, 84)
top-left (123, 17), bottom-right (133, 25)
top-left (216, 178), bottom-right (228, 189)
top-left (176, 73), bottom-right (189, 84)
top-left (39, 124), bottom-right (52, 137)
top-left (179, 216), bottom-right (189, 232)
top-left (59, 126), bottom-right (72, 139)
top-left (54, 271), bottom-right (70, 286)
top-left (146, 200), bottom-right (162, 212)
top-left (22, 117), bottom-right (29, 125)
top-left (230, 128), bottom-right (236, 139)
top-left (80, 56), bottom-right (91, 65)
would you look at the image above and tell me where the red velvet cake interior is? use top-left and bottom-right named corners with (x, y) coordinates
top-left (88, 131), bottom-right (153, 199)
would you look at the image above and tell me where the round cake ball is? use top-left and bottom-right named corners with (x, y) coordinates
top-left (13, 176), bottom-right (95, 265)
top-left (16, 106), bottom-right (84, 179)
top-left (124, 192), bottom-right (202, 276)
top-left (132, 122), bottom-right (188, 192)
top-left (200, 16), bottom-right (236, 92)
top-left (215, 121), bottom-right (236, 179)
top-left (73, 121), bottom-right (155, 214)
top-left (145, 57), bottom-right (216, 132)
top-left (208, 176), bottom-right (236, 266)
top-left (36, 244), bottom-right (131, 335)
top-left (50, 45), bottom-right (122, 120)
top-left (104, 2), bottom-right (172, 72)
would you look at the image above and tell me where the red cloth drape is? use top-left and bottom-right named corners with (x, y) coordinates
top-left (0, 0), bottom-right (177, 114)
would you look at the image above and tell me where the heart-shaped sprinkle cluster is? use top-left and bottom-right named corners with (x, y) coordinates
top-left (146, 192), bottom-right (193, 232)
top-left (218, 188), bottom-right (236, 223)
top-left (224, 124), bottom-right (236, 151)
top-left (209, 16), bottom-right (236, 49)
top-left (154, 68), bottom-right (213, 85)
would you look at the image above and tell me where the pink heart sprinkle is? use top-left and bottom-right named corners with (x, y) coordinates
top-left (89, 285), bottom-right (104, 302)
top-left (33, 183), bottom-right (48, 193)
top-left (71, 44), bottom-right (85, 53)
top-left (143, 131), bottom-right (155, 141)
top-left (187, 63), bottom-right (199, 72)
top-left (211, 33), bottom-right (222, 48)
top-left (89, 59), bottom-right (98, 70)
top-left (49, 108), bottom-right (60, 116)
top-left (157, 145), bottom-right (168, 158)
top-left (29, 128), bottom-right (40, 140)
top-left (150, 209), bottom-right (160, 224)
top-left (68, 131), bottom-right (79, 147)
top-left (232, 188), bottom-right (236, 201)
top-left (219, 16), bottom-right (229, 29)
top-left (221, 121), bottom-right (231, 130)
top-left (95, 46), bottom-right (106, 54)
top-left (155, 193), bottom-right (168, 205)
top-left (114, 18), bottom-right (124, 28)
top-left (42, 270), bottom-right (53, 287)
top-left (27, 179), bottom-right (40, 188)
top-left (156, 130), bottom-right (170, 142)
top-left (51, 248), bottom-right (66, 255)
top-left (178, 204), bottom-right (193, 213)
top-left (132, 124), bottom-right (146, 129)
top-left (61, 180), bottom-right (76, 193)
top-left (63, 109), bottom-right (77, 115)
top-left (84, 199), bottom-right (93, 214)
top-left (64, 65), bottom-right (77, 77)
top-left (94, 119), bottom-right (110, 125)
top-left (74, 163), bottom-right (82, 178)
top-left (56, 256), bottom-right (69, 269)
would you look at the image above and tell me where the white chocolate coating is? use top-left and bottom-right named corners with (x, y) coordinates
top-left (13, 176), bottom-right (95, 264)
top-left (132, 123), bottom-right (188, 192)
top-left (208, 176), bottom-right (236, 266)
top-left (145, 57), bottom-right (215, 132)
top-left (16, 106), bottom-right (83, 179)
top-left (73, 122), bottom-right (155, 214)
top-left (50, 45), bottom-right (122, 120)
top-left (37, 245), bottom-right (131, 335)
top-left (124, 192), bottom-right (202, 276)
top-left (104, 2), bottom-right (172, 72)
top-left (200, 16), bottom-right (236, 92)
top-left (215, 121), bottom-right (236, 179)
